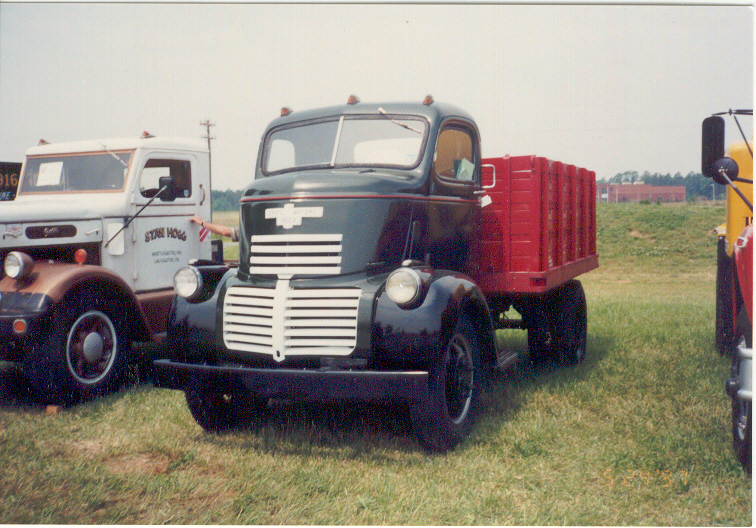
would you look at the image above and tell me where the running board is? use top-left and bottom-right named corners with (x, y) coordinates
top-left (495, 350), bottom-right (519, 371)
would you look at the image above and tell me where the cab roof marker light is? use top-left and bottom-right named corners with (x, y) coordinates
top-left (347, 95), bottom-right (360, 105)
top-left (281, 107), bottom-right (293, 117)
top-left (141, 131), bottom-right (154, 139)
top-left (423, 95), bottom-right (434, 106)
top-left (38, 139), bottom-right (49, 145)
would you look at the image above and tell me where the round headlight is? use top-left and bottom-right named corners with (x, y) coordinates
top-left (4, 251), bottom-right (33, 279)
top-left (386, 268), bottom-right (421, 306)
top-left (174, 266), bottom-right (203, 300)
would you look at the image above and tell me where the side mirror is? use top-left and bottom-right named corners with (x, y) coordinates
top-left (702, 115), bottom-right (725, 178)
top-left (158, 176), bottom-right (176, 202)
top-left (710, 157), bottom-right (740, 186)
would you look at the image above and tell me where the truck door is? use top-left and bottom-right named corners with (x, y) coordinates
top-left (424, 120), bottom-right (480, 273)
top-left (132, 153), bottom-right (211, 293)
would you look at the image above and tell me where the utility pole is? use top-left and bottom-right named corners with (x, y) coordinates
top-left (200, 119), bottom-right (215, 191)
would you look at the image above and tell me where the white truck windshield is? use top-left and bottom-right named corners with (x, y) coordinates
top-left (20, 151), bottom-right (133, 194)
top-left (264, 115), bottom-right (427, 175)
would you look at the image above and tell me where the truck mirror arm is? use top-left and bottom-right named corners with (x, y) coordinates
top-left (104, 185), bottom-right (167, 248)
top-left (731, 112), bottom-right (754, 159)
top-left (718, 169), bottom-right (754, 213)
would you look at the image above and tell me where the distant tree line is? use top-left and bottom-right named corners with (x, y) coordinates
top-left (600, 171), bottom-right (725, 200)
top-left (212, 189), bottom-right (244, 211)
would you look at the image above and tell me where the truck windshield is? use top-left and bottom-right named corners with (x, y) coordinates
top-left (263, 115), bottom-right (428, 175)
top-left (19, 151), bottom-right (133, 194)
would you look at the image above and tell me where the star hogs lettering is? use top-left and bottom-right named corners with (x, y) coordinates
top-left (145, 226), bottom-right (187, 242)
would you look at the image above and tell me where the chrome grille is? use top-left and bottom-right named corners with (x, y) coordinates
top-left (223, 282), bottom-right (361, 362)
top-left (249, 234), bottom-right (343, 277)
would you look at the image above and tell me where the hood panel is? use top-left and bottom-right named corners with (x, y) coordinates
top-left (243, 169), bottom-right (426, 200)
top-left (0, 194), bottom-right (126, 223)
top-left (239, 196), bottom-right (415, 278)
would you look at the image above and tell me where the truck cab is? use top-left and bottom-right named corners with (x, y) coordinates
top-left (0, 134), bottom-right (212, 404)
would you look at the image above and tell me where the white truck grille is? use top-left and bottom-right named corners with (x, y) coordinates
top-left (249, 234), bottom-right (343, 277)
top-left (223, 282), bottom-right (361, 362)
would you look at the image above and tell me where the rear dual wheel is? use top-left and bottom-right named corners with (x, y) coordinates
top-left (525, 280), bottom-right (587, 366)
top-left (552, 280), bottom-right (588, 365)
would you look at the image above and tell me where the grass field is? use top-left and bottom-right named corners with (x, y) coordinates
top-left (0, 202), bottom-right (751, 525)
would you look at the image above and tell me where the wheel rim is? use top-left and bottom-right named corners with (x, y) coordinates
top-left (736, 336), bottom-right (749, 441)
top-left (445, 332), bottom-right (474, 425)
top-left (66, 310), bottom-right (117, 385)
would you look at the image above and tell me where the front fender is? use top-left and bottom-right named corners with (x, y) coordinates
top-left (0, 261), bottom-right (146, 348)
top-left (166, 266), bottom-right (236, 361)
top-left (373, 271), bottom-right (495, 369)
top-left (1, 261), bottom-right (133, 305)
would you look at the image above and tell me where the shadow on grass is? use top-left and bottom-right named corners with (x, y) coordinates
top-left (477, 331), bottom-right (615, 425)
top-left (0, 360), bottom-right (151, 411)
top-left (0, 362), bottom-right (38, 409)
top-left (193, 399), bottom-right (420, 458)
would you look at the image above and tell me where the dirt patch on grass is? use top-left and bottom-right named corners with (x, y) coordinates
top-left (104, 454), bottom-right (170, 475)
top-left (71, 439), bottom-right (106, 457)
top-left (628, 229), bottom-right (653, 239)
top-left (70, 440), bottom-right (169, 475)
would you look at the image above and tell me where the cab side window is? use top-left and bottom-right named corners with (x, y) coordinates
top-left (140, 159), bottom-right (192, 199)
top-left (434, 127), bottom-right (475, 181)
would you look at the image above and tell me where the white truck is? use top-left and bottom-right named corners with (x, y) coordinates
top-left (0, 133), bottom-right (216, 404)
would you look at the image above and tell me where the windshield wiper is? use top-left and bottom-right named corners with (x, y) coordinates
top-left (99, 141), bottom-right (129, 168)
top-left (377, 108), bottom-right (422, 134)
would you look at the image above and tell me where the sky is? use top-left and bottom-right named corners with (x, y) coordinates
top-left (0, 3), bottom-right (753, 191)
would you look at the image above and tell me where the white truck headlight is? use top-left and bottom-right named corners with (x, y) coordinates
top-left (4, 251), bottom-right (34, 280)
top-left (174, 266), bottom-right (203, 300)
top-left (386, 267), bottom-right (421, 306)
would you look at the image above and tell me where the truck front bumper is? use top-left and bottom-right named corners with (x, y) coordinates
top-left (726, 341), bottom-right (753, 401)
top-left (152, 359), bottom-right (429, 403)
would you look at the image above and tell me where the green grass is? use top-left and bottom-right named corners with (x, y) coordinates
top-left (0, 202), bottom-right (750, 525)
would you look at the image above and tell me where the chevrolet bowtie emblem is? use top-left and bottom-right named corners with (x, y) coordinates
top-left (265, 203), bottom-right (324, 229)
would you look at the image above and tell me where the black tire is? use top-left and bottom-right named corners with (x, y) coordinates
top-left (410, 314), bottom-right (481, 452)
top-left (716, 237), bottom-right (735, 356)
top-left (185, 389), bottom-right (267, 433)
top-left (731, 308), bottom-right (752, 474)
top-left (24, 291), bottom-right (130, 405)
top-left (551, 280), bottom-right (588, 366)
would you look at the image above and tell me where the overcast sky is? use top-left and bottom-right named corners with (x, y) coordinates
top-left (0, 3), bottom-right (752, 190)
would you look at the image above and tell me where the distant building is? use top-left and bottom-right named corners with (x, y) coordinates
top-left (596, 183), bottom-right (686, 203)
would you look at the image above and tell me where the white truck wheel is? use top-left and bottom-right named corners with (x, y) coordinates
top-left (24, 292), bottom-right (130, 405)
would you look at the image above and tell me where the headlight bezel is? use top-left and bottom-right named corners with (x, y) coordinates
top-left (385, 267), bottom-right (423, 307)
top-left (4, 251), bottom-right (34, 280)
top-left (173, 266), bottom-right (203, 301)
